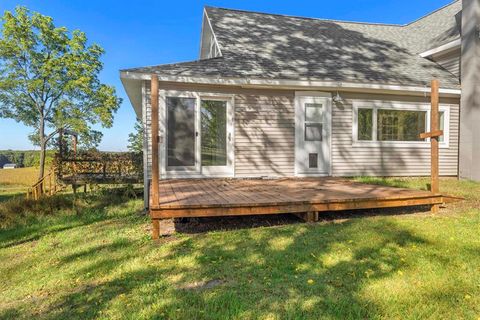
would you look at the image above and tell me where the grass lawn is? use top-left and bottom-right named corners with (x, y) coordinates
top-left (0, 178), bottom-right (479, 319)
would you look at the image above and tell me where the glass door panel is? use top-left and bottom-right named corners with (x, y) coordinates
top-left (201, 100), bottom-right (227, 166)
top-left (166, 97), bottom-right (196, 168)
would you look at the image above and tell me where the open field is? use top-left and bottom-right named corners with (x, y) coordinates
top-left (0, 167), bottom-right (41, 202)
top-left (0, 166), bottom-right (40, 186)
top-left (0, 178), bottom-right (479, 319)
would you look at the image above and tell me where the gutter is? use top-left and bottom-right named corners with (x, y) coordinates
top-left (120, 71), bottom-right (461, 97)
top-left (419, 39), bottom-right (461, 58)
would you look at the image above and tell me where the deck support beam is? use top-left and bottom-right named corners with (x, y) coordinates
top-left (297, 211), bottom-right (319, 223)
top-left (152, 219), bottom-right (160, 240)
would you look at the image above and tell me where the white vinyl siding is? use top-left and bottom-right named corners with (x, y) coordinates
top-left (142, 83), bottom-right (459, 179)
top-left (431, 48), bottom-right (461, 79)
top-left (332, 93), bottom-right (459, 176)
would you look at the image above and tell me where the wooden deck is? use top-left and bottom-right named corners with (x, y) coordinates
top-left (149, 178), bottom-right (449, 220)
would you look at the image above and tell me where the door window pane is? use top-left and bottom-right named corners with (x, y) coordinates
top-left (201, 100), bottom-right (227, 166)
top-left (358, 108), bottom-right (373, 141)
top-left (305, 103), bottom-right (323, 122)
top-left (305, 123), bottom-right (323, 141)
top-left (377, 110), bottom-right (426, 141)
top-left (167, 97), bottom-right (196, 167)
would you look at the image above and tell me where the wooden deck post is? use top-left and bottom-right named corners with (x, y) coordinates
top-left (151, 74), bottom-right (160, 239)
top-left (420, 80), bottom-right (442, 213)
top-left (152, 219), bottom-right (160, 240)
top-left (427, 80), bottom-right (441, 213)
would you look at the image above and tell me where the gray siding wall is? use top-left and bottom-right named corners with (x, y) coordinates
top-left (234, 92), bottom-right (295, 177)
top-left (431, 48), bottom-right (461, 79)
top-left (142, 82), bottom-right (459, 178)
top-left (331, 93), bottom-right (459, 176)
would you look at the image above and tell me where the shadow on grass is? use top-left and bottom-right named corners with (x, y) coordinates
top-left (353, 176), bottom-right (429, 190)
top-left (0, 192), bottom-right (24, 203)
top-left (0, 188), bottom-right (141, 249)
top-left (27, 218), bottom-right (431, 319)
top-left (174, 205), bottom-right (431, 234)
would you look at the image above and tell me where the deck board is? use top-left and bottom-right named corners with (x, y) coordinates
top-left (150, 178), bottom-right (446, 219)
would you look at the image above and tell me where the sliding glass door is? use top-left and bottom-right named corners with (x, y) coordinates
top-left (164, 94), bottom-right (233, 176)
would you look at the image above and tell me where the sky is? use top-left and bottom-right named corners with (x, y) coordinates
top-left (0, 0), bottom-right (453, 151)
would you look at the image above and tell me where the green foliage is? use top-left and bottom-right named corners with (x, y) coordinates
top-left (0, 6), bottom-right (121, 177)
top-left (0, 150), bottom-right (54, 167)
top-left (127, 118), bottom-right (144, 153)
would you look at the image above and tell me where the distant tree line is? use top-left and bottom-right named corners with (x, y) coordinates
top-left (0, 150), bottom-right (54, 168)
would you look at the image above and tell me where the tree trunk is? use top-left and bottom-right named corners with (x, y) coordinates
top-left (39, 144), bottom-right (46, 180)
top-left (38, 117), bottom-right (46, 181)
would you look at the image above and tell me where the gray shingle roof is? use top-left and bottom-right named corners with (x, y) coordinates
top-left (123, 1), bottom-right (461, 89)
top-left (404, 1), bottom-right (461, 53)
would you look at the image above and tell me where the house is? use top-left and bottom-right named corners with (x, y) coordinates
top-left (121, 0), bottom-right (478, 209)
top-left (2, 163), bottom-right (17, 169)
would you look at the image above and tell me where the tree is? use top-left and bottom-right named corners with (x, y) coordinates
top-left (127, 118), bottom-right (144, 153)
top-left (0, 7), bottom-right (121, 180)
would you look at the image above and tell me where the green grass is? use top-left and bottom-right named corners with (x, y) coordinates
top-left (0, 178), bottom-right (479, 319)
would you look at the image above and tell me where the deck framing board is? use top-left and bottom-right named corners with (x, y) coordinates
top-left (149, 178), bottom-right (446, 219)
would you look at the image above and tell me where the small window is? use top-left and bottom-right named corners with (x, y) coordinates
top-left (309, 153), bottom-right (318, 168)
top-left (305, 123), bottom-right (323, 141)
top-left (358, 108), bottom-right (373, 141)
top-left (305, 103), bottom-right (323, 122)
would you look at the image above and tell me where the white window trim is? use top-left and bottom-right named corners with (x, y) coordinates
top-left (352, 101), bottom-right (450, 149)
top-left (159, 90), bottom-right (235, 178)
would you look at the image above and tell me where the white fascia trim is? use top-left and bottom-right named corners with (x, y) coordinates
top-left (419, 39), bottom-right (461, 58)
top-left (120, 71), bottom-right (461, 96)
top-left (203, 9), bottom-right (222, 57)
top-left (198, 10), bottom-right (207, 58)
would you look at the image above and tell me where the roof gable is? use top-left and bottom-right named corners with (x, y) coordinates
top-left (201, 5), bottom-right (459, 87)
top-left (121, 2), bottom-right (461, 90)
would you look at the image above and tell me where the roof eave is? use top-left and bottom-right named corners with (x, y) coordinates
top-left (120, 71), bottom-right (461, 97)
top-left (419, 39), bottom-right (461, 57)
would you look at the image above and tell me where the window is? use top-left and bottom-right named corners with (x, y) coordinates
top-left (354, 104), bottom-right (449, 146)
top-left (377, 110), bottom-right (426, 141)
top-left (439, 111), bottom-right (445, 143)
top-left (358, 108), bottom-right (373, 141)
top-left (305, 103), bottom-right (323, 141)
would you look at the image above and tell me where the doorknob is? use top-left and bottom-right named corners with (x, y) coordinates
top-left (196, 131), bottom-right (199, 137)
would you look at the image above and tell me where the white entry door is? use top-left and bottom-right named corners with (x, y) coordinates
top-left (295, 94), bottom-right (331, 176)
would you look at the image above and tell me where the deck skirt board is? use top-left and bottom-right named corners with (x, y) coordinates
top-left (149, 178), bottom-right (444, 218)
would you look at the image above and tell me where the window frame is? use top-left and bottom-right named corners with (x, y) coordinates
top-left (158, 90), bottom-right (235, 178)
top-left (304, 103), bottom-right (324, 141)
top-left (352, 101), bottom-right (450, 148)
